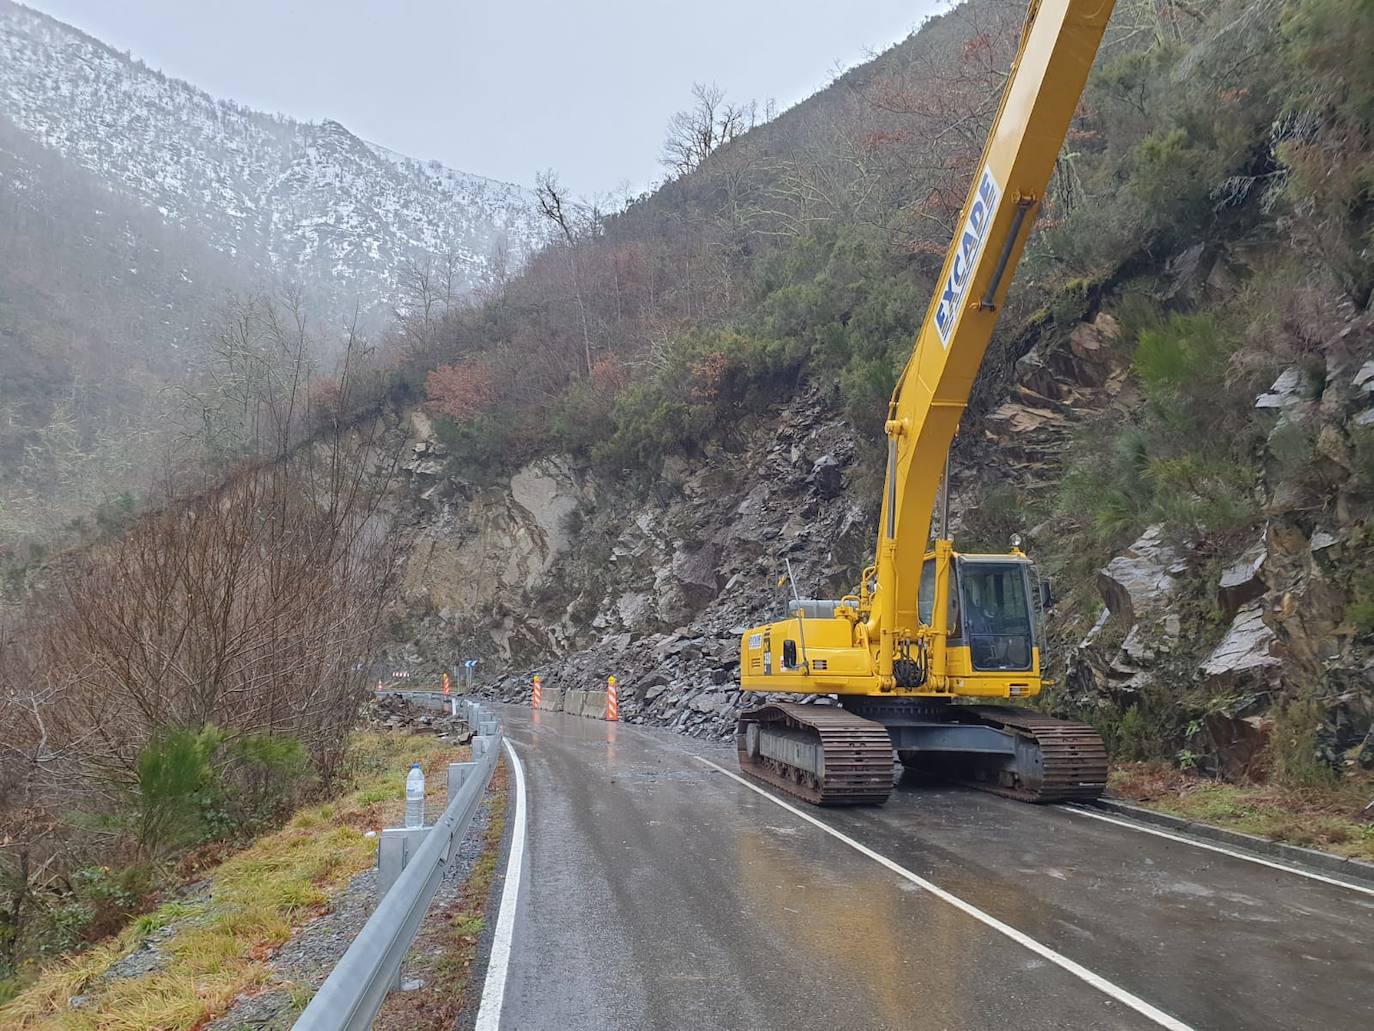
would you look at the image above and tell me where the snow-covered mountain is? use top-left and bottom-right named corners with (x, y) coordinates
top-left (0, 0), bottom-right (546, 321)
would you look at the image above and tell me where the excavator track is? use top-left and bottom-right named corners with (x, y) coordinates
top-left (947, 705), bottom-right (1107, 803)
top-left (736, 704), bottom-right (894, 805)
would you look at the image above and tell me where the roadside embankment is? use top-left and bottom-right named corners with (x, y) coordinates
top-left (1109, 762), bottom-right (1374, 864)
top-left (0, 714), bottom-right (471, 1030)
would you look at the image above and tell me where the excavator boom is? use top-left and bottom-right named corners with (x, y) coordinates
top-left (873, 0), bottom-right (1115, 660)
top-left (735, 0), bottom-right (1116, 806)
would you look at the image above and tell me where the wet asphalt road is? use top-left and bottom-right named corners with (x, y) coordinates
top-left (495, 706), bottom-right (1374, 1030)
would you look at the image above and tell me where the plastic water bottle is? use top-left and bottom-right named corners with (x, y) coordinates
top-left (405, 763), bottom-right (425, 828)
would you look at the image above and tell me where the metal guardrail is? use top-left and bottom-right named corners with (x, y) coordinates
top-left (293, 698), bottom-right (502, 1030)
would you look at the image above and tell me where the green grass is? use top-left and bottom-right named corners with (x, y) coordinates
top-left (1111, 764), bottom-right (1374, 862)
top-left (0, 731), bottom-right (469, 1030)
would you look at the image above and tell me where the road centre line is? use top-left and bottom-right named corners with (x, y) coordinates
top-left (1058, 804), bottom-right (1374, 898)
top-left (474, 739), bottom-right (528, 1031)
top-left (695, 757), bottom-right (1194, 1031)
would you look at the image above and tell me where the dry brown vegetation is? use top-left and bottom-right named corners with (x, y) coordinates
top-left (0, 305), bottom-right (409, 992)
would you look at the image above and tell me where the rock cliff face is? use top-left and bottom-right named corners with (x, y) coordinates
top-left (387, 384), bottom-right (872, 738)
top-left (384, 289), bottom-right (1372, 773)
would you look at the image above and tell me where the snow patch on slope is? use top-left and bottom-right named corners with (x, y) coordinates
top-left (0, 0), bottom-right (547, 319)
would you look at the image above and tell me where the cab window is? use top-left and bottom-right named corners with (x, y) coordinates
top-left (958, 561), bottom-right (1034, 671)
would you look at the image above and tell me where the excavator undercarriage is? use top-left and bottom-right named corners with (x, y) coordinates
top-left (737, 699), bottom-right (1107, 806)
top-left (736, 704), bottom-right (894, 805)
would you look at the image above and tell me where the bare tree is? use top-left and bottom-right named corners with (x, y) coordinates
top-left (661, 83), bottom-right (757, 178)
top-left (535, 170), bottom-right (597, 377)
top-left (0, 333), bottom-right (408, 955)
top-left (480, 235), bottom-right (512, 302)
top-left (393, 247), bottom-right (466, 363)
top-left (186, 290), bottom-right (331, 466)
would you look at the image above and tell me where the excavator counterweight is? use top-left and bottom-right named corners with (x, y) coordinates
top-left (736, 0), bottom-right (1117, 805)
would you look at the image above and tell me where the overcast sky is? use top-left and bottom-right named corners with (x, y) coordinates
top-left (26, 0), bottom-right (941, 196)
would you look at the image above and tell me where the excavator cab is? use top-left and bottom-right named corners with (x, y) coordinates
top-left (739, 544), bottom-right (1045, 695)
top-left (943, 554), bottom-right (1039, 673)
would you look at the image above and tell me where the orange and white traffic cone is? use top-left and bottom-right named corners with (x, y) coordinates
top-left (532, 674), bottom-right (542, 710)
top-left (607, 675), bottom-right (619, 722)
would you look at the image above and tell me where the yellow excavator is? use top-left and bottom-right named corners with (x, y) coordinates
top-left (737, 0), bottom-right (1116, 805)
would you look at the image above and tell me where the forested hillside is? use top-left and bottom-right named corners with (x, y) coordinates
top-left (398, 0), bottom-right (1368, 479)
top-left (0, 112), bottom-right (251, 541)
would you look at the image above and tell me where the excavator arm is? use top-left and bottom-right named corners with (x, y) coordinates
top-left (871, 0), bottom-right (1116, 679)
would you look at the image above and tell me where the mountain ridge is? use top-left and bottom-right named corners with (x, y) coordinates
top-left (0, 0), bottom-right (546, 319)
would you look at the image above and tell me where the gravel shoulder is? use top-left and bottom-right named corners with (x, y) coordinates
top-left (206, 702), bottom-right (495, 1030)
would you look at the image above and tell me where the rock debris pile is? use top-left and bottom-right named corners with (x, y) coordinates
top-left (393, 383), bottom-right (868, 740)
top-left (365, 693), bottom-right (473, 743)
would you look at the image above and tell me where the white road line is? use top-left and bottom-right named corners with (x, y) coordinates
top-left (696, 757), bottom-right (1194, 1031)
top-left (474, 738), bottom-right (528, 1031)
top-left (1058, 804), bottom-right (1374, 898)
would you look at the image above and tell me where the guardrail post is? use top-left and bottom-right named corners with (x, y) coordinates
top-left (448, 761), bottom-right (476, 798)
top-left (376, 825), bottom-right (428, 989)
top-left (378, 827), bottom-right (428, 901)
top-left (446, 762), bottom-right (477, 861)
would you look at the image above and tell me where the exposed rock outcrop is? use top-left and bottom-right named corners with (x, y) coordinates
top-left (1097, 525), bottom-right (1185, 626)
top-left (983, 314), bottom-right (1130, 476)
top-left (1217, 541), bottom-right (1267, 619)
top-left (1201, 603), bottom-right (1280, 684)
top-left (1199, 707), bottom-right (1273, 780)
top-left (397, 456), bottom-right (593, 659)
top-left (1061, 306), bottom-right (1374, 778)
top-left (1254, 367), bottom-right (1306, 410)
top-left (387, 383), bottom-right (869, 739)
